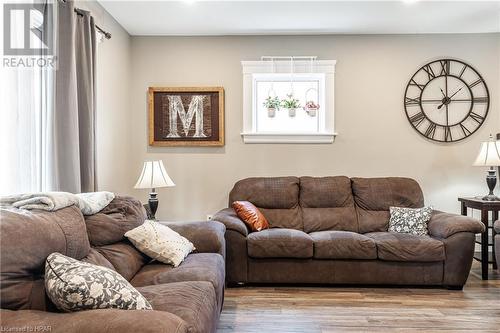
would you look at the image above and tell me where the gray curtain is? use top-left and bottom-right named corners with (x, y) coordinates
top-left (49, 0), bottom-right (96, 193)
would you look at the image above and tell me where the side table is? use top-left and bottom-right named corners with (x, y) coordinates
top-left (458, 197), bottom-right (500, 280)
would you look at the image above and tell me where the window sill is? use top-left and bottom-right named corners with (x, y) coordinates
top-left (241, 132), bottom-right (337, 144)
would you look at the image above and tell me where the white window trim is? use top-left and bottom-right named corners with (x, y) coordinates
top-left (241, 60), bottom-right (337, 144)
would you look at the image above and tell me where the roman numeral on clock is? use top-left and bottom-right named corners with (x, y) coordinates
top-left (409, 112), bottom-right (425, 127)
top-left (422, 65), bottom-right (436, 80)
top-left (439, 60), bottom-right (450, 75)
top-left (470, 78), bottom-right (483, 88)
top-left (444, 127), bottom-right (452, 142)
top-left (409, 79), bottom-right (425, 91)
top-left (473, 97), bottom-right (488, 104)
top-left (459, 123), bottom-right (471, 137)
top-left (405, 97), bottom-right (421, 106)
top-left (469, 112), bottom-right (485, 124)
top-left (425, 123), bottom-right (437, 139)
top-left (458, 64), bottom-right (467, 78)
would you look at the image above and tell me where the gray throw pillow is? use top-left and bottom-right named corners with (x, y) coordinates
top-left (389, 206), bottom-right (433, 236)
top-left (45, 252), bottom-right (152, 312)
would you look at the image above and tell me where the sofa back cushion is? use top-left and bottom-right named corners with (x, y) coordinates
top-left (351, 177), bottom-right (424, 233)
top-left (83, 196), bottom-right (150, 280)
top-left (0, 206), bottom-right (90, 311)
top-left (84, 196), bottom-right (146, 246)
top-left (299, 176), bottom-right (358, 233)
top-left (229, 177), bottom-right (302, 230)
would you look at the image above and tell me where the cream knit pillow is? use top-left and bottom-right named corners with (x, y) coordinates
top-left (125, 220), bottom-right (194, 267)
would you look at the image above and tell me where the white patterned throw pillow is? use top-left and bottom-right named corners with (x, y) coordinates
top-left (389, 206), bottom-right (433, 236)
top-left (45, 253), bottom-right (152, 312)
top-left (125, 220), bottom-right (195, 267)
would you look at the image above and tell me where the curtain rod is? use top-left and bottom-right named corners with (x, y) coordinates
top-left (74, 8), bottom-right (111, 39)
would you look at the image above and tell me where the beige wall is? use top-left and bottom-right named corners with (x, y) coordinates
top-left (111, 34), bottom-right (500, 221)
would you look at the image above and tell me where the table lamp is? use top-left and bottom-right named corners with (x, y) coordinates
top-left (473, 135), bottom-right (500, 201)
top-left (134, 160), bottom-right (175, 219)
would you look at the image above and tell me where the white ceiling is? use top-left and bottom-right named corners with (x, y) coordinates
top-left (98, 1), bottom-right (500, 36)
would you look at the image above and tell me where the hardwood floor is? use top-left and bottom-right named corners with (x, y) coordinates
top-left (217, 263), bottom-right (500, 332)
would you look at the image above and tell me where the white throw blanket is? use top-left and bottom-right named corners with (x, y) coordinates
top-left (0, 191), bottom-right (115, 215)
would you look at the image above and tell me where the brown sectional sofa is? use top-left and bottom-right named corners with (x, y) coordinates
top-left (214, 176), bottom-right (484, 289)
top-left (0, 196), bottom-right (225, 333)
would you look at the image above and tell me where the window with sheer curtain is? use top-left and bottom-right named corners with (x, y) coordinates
top-left (0, 3), bottom-right (54, 195)
top-left (0, 0), bottom-right (99, 195)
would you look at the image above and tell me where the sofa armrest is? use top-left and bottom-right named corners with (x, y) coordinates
top-left (160, 221), bottom-right (226, 258)
top-left (428, 210), bottom-right (485, 239)
top-left (0, 309), bottom-right (188, 333)
top-left (494, 220), bottom-right (500, 233)
top-left (213, 208), bottom-right (249, 237)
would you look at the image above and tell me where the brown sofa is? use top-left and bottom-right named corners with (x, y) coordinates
top-left (495, 220), bottom-right (500, 268)
top-left (0, 196), bottom-right (225, 333)
top-left (214, 176), bottom-right (484, 289)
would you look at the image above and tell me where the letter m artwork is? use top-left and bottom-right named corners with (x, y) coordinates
top-left (149, 86), bottom-right (224, 147)
top-left (163, 95), bottom-right (208, 138)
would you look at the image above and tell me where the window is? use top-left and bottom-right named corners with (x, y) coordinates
top-left (241, 58), bottom-right (336, 143)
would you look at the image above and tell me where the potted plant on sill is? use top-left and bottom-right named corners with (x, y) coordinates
top-left (263, 96), bottom-right (280, 118)
top-left (304, 101), bottom-right (320, 117)
top-left (280, 94), bottom-right (301, 117)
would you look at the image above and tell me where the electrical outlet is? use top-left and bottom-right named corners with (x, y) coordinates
top-left (206, 215), bottom-right (213, 221)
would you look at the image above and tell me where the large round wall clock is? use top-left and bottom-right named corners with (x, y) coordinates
top-left (404, 59), bottom-right (489, 142)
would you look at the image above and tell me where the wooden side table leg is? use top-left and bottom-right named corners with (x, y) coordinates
top-left (461, 202), bottom-right (467, 216)
top-left (481, 209), bottom-right (489, 280)
top-left (493, 210), bottom-right (498, 270)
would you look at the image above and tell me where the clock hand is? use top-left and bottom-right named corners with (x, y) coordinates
top-left (440, 88), bottom-right (446, 98)
top-left (437, 86), bottom-right (464, 109)
top-left (449, 87), bottom-right (463, 99)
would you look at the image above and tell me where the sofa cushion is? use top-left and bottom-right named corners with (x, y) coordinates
top-left (84, 196), bottom-right (146, 246)
top-left (229, 177), bottom-right (303, 230)
top-left (389, 206), bottom-right (433, 236)
top-left (232, 201), bottom-right (269, 232)
top-left (0, 206), bottom-right (90, 311)
top-left (95, 242), bottom-right (150, 281)
top-left (125, 220), bottom-right (194, 267)
top-left (81, 248), bottom-right (115, 271)
top-left (366, 232), bottom-right (445, 262)
top-left (45, 253), bottom-right (152, 312)
top-left (138, 281), bottom-right (218, 333)
top-left (300, 176), bottom-right (358, 233)
top-left (247, 228), bottom-right (313, 258)
top-left (352, 177), bottom-right (424, 233)
top-left (229, 177), bottom-right (299, 209)
top-left (309, 231), bottom-right (377, 259)
top-left (130, 253), bottom-right (225, 311)
top-left (258, 206), bottom-right (302, 230)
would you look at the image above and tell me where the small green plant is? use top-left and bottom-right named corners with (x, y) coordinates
top-left (280, 94), bottom-right (301, 109)
top-left (263, 96), bottom-right (280, 109)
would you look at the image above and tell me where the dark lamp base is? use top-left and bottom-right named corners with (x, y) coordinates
top-left (481, 194), bottom-right (500, 201)
top-left (483, 168), bottom-right (499, 202)
top-left (148, 192), bottom-right (159, 220)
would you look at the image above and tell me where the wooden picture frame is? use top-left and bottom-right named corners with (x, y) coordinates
top-left (148, 87), bottom-right (224, 146)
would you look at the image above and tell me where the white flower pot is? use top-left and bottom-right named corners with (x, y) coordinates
top-left (267, 107), bottom-right (276, 118)
top-left (306, 108), bottom-right (317, 117)
top-left (288, 108), bottom-right (296, 117)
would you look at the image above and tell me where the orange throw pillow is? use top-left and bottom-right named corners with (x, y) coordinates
top-left (232, 201), bottom-right (269, 232)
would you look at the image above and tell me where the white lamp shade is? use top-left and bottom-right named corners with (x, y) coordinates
top-left (134, 160), bottom-right (175, 189)
top-left (473, 140), bottom-right (500, 167)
